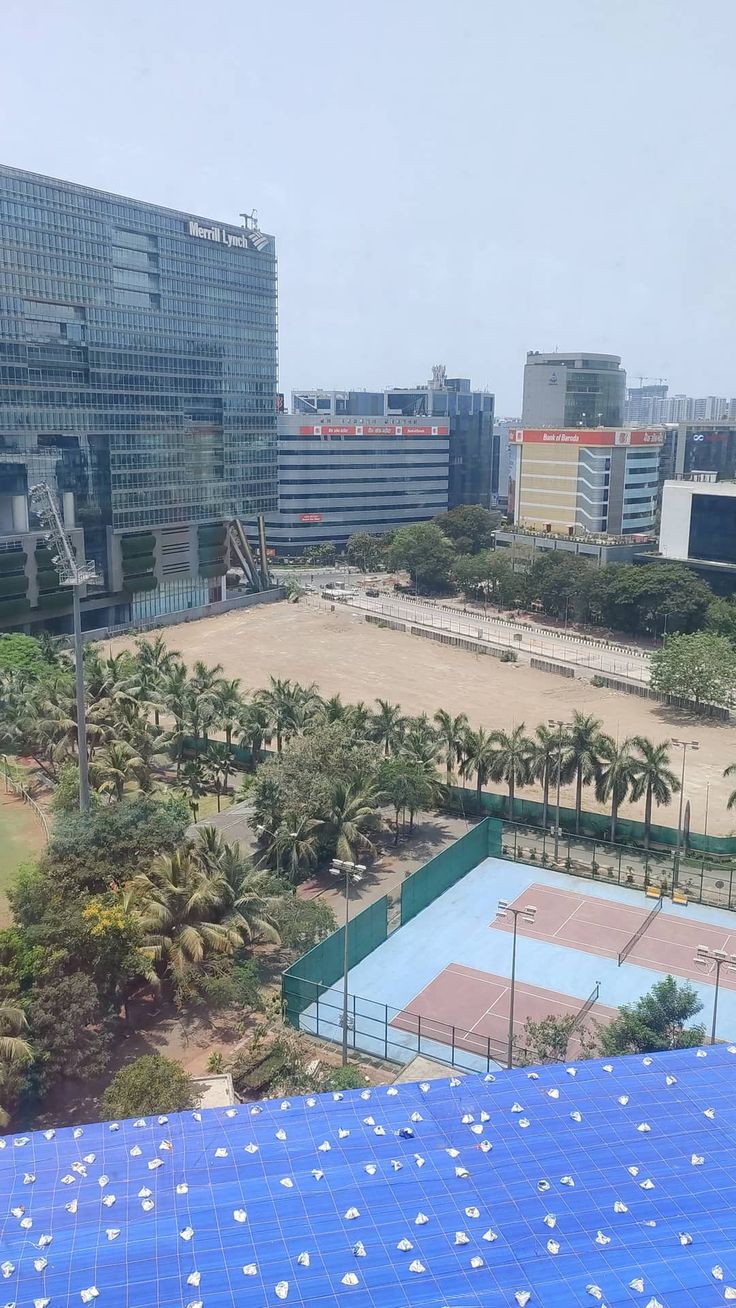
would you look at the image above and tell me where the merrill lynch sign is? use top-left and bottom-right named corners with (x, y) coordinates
top-left (187, 219), bottom-right (249, 249)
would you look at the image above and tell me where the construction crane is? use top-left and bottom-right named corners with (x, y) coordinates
top-left (29, 483), bottom-right (98, 814)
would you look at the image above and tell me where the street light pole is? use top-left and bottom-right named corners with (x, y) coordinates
top-left (496, 900), bottom-right (536, 1069)
top-left (332, 859), bottom-right (366, 1065)
top-left (695, 945), bottom-right (736, 1044)
top-left (672, 739), bottom-right (699, 889)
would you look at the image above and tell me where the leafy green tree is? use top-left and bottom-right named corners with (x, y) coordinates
top-left (590, 562), bottom-right (712, 636)
top-left (568, 712), bottom-right (605, 834)
top-left (433, 504), bottom-right (501, 555)
top-left (631, 738), bottom-right (679, 848)
top-left (0, 1002), bottom-right (31, 1126)
top-left (0, 633), bottom-right (56, 677)
top-left (346, 532), bottom-right (382, 572)
top-left (268, 896), bottom-right (336, 954)
top-left (101, 1054), bottom-right (197, 1118)
top-left (128, 849), bottom-right (242, 983)
top-left (47, 795), bottom-right (189, 892)
top-left (705, 597), bottom-right (736, 643)
top-left (388, 521), bottom-right (457, 592)
top-left (599, 976), bottom-right (705, 1055)
top-left (489, 725), bottom-right (532, 820)
top-left (453, 551), bottom-right (518, 607)
top-left (26, 959), bottom-right (111, 1094)
top-left (519, 1014), bottom-right (576, 1064)
top-left (594, 735), bottom-right (638, 843)
top-left (524, 553), bottom-right (592, 621)
top-left (651, 631), bottom-right (736, 707)
top-left (305, 542), bottom-right (337, 566)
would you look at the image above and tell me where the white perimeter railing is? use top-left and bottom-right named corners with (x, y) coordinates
top-left (309, 592), bottom-right (651, 684)
top-left (2, 756), bottom-right (50, 843)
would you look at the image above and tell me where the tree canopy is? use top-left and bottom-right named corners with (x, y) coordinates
top-left (599, 976), bottom-right (705, 1055)
top-left (101, 1054), bottom-right (197, 1118)
top-left (433, 505), bottom-right (501, 555)
top-left (651, 631), bottom-right (736, 706)
top-left (388, 522), bottom-right (457, 591)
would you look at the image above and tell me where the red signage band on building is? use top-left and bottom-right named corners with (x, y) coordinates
top-left (298, 425), bottom-right (449, 437)
top-left (509, 428), bottom-right (664, 447)
top-left (299, 513), bottom-right (323, 523)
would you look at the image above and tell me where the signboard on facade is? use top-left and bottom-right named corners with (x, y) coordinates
top-left (298, 425), bottom-right (449, 437)
top-left (509, 428), bottom-right (664, 447)
top-left (186, 219), bottom-right (251, 249)
top-left (299, 513), bottom-right (323, 523)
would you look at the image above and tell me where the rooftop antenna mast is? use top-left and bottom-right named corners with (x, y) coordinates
top-left (29, 482), bottom-right (98, 814)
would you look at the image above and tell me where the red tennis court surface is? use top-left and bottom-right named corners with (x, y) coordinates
top-left (493, 883), bottom-right (736, 987)
top-left (392, 963), bottom-right (618, 1060)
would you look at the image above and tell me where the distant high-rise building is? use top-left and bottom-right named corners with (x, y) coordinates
top-left (0, 165), bottom-right (278, 631)
top-left (522, 352), bottom-right (626, 428)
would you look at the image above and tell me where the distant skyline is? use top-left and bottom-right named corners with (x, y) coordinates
top-left (2, 0), bottom-right (735, 413)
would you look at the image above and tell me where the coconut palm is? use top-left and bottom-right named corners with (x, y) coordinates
top-left (402, 714), bottom-right (438, 766)
top-left (631, 738), bottom-right (680, 849)
top-left (205, 742), bottom-right (236, 811)
top-left (318, 780), bottom-right (380, 863)
top-left (273, 817), bottom-right (322, 881)
top-left (238, 701), bottom-right (270, 768)
top-left (489, 724), bottom-right (532, 820)
top-left (595, 735), bottom-right (638, 844)
top-left (92, 740), bottom-right (145, 802)
top-left (135, 633), bottom-right (181, 727)
top-left (212, 677), bottom-right (244, 747)
top-left (372, 699), bottom-right (405, 756)
top-left (321, 694), bottom-right (348, 724)
top-left (0, 1003), bottom-right (31, 1127)
top-left (433, 709), bottom-right (469, 783)
top-left (344, 700), bottom-right (373, 740)
top-left (725, 762), bottom-right (736, 811)
top-left (528, 723), bottom-right (569, 832)
top-left (128, 849), bottom-right (241, 982)
top-left (256, 677), bottom-right (298, 752)
top-left (180, 757), bottom-right (208, 821)
top-left (568, 711), bottom-right (606, 834)
top-left (460, 726), bottom-right (497, 812)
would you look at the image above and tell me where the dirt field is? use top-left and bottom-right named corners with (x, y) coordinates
top-left (109, 602), bottom-right (736, 836)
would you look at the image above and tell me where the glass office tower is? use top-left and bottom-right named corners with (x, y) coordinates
top-left (0, 165), bottom-right (277, 630)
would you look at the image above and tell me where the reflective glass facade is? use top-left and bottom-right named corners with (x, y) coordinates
top-left (0, 166), bottom-right (277, 578)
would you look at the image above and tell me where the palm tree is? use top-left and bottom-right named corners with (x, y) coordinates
top-left (631, 738), bottom-right (680, 849)
top-left (402, 714), bottom-right (438, 765)
top-left (595, 736), bottom-right (638, 844)
top-left (433, 709), bottom-right (469, 783)
top-left (212, 678), bottom-right (244, 747)
top-left (256, 677), bottom-right (297, 752)
top-left (372, 699), bottom-right (405, 756)
top-left (205, 742), bottom-right (236, 811)
top-left (273, 817), bottom-right (321, 881)
top-left (460, 726), bottom-right (497, 813)
top-left (238, 701), bottom-right (270, 768)
top-left (128, 849), bottom-right (240, 983)
top-left (725, 762), bottom-right (736, 811)
top-left (163, 663), bottom-right (190, 778)
top-left (135, 634), bottom-right (181, 726)
top-left (92, 740), bottom-right (145, 802)
top-left (0, 1003), bottom-right (31, 1127)
top-left (568, 712), bottom-right (606, 834)
top-left (344, 700), bottom-right (373, 740)
top-left (490, 725), bottom-right (532, 821)
top-left (321, 694), bottom-right (348, 724)
top-left (528, 723), bottom-right (567, 832)
top-left (319, 780), bottom-right (380, 863)
top-left (180, 757), bottom-right (208, 821)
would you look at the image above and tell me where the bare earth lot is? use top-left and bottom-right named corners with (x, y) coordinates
top-left (109, 602), bottom-right (736, 835)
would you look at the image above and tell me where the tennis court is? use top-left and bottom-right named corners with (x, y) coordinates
top-left (494, 882), bottom-right (736, 984)
top-left (299, 858), bottom-right (736, 1071)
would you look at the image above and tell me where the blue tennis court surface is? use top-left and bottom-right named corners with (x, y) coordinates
top-left (2, 1044), bottom-right (736, 1306)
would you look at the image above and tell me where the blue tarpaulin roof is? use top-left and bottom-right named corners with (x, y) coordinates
top-left (1, 1044), bottom-right (735, 1307)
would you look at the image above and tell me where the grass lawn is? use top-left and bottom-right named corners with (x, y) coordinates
top-left (0, 791), bottom-right (47, 924)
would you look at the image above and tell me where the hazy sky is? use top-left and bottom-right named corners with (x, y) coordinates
top-left (1, 0), bottom-right (735, 412)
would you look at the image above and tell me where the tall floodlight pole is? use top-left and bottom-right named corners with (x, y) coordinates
top-left (496, 899), bottom-right (537, 1069)
top-left (671, 738), bottom-right (699, 889)
top-left (331, 859), bottom-right (366, 1065)
top-left (695, 945), bottom-right (735, 1044)
top-left (29, 484), bottom-right (98, 814)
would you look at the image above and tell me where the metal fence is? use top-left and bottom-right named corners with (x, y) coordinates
top-left (2, 756), bottom-right (49, 842)
top-left (283, 974), bottom-right (514, 1073)
top-left (500, 821), bottom-right (736, 911)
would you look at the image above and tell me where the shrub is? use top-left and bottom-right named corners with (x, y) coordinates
top-left (591, 675), bottom-right (606, 688)
top-left (323, 1064), bottom-right (364, 1091)
top-left (499, 649), bottom-right (518, 663)
top-left (101, 1054), bottom-right (197, 1118)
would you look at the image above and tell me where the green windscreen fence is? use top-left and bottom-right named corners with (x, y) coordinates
top-left (447, 785), bottom-right (736, 856)
top-left (283, 895), bottom-right (388, 1026)
top-left (400, 818), bottom-right (501, 926)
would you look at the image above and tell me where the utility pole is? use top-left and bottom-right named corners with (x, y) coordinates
top-left (29, 484), bottom-right (98, 814)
